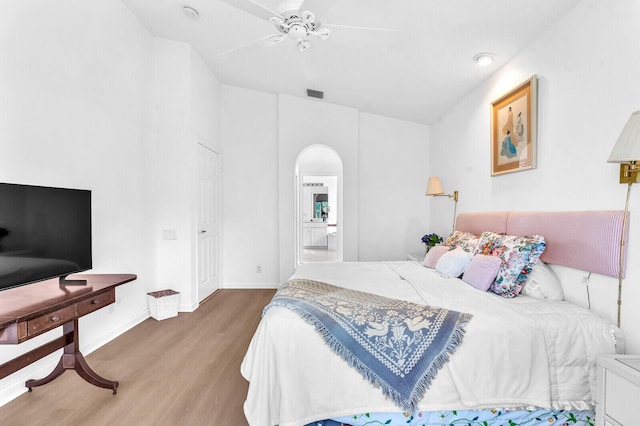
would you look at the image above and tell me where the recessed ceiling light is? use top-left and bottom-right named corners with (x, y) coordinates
top-left (183, 6), bottom-right (199, 19)
top-left (473, 53), bottom-right (495, 66)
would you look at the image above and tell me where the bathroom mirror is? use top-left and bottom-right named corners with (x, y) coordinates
top-left (313, 193), bottom-right (329, 220)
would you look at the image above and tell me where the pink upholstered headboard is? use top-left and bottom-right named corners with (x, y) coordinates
top-left (455, 211), bottom-right (630, 278)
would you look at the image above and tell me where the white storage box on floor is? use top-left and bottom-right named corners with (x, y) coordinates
top-left (147, 289), bottom-right (180, 320)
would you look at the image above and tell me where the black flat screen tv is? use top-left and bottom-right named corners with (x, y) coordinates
top-left (0, 182), bottom-right (92, 291)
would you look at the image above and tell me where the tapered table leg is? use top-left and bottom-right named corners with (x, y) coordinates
top-left (25, 319), bottom-right (118, 394)
top-left (25, 357), bottom-right (66, 391)
top-left (73, 351), bottom-right (119, 394)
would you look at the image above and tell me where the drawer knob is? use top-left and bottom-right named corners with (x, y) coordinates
top-left (91, 300), bottom-right (100, 305)
top-left (50, 316), bottom-right (60, 322)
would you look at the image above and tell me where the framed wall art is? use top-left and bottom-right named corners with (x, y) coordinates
top-left (491, 75), bottom-right (537, 176)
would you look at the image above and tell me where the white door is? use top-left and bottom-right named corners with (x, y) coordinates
top-left (197, 144), bottom-right (220, 302)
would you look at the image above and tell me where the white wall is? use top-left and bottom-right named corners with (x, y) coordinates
top-left (190, 48), bottom-right (221, 153)
top-left (220, 85), bottom-right (279, 288)
top-left (152, 39), bottom-right (221, 310)
top-left (152, 39), bottom-right (194, 310)
top-left (220, 89), bottom-right (431, 287)
top-left (0, 0), bottom-right (155, 405)
top-left (429, 0), bottom-right (640, 353)
top-left (359, 112), bottom-right (431, 260)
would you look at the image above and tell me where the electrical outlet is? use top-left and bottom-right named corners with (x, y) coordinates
top-left (256, 265), bottom-right (262, 273)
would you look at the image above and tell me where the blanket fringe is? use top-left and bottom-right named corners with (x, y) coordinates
top-left (266, 300), bottom-right (472, 413)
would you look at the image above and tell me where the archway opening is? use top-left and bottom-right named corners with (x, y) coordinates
top-left (295, 145), bottom-right (343, 264)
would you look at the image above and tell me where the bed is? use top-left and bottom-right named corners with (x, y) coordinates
top-left (241, 211), bottom-right (629, 426)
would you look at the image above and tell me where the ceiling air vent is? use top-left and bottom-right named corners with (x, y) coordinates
top-left (306, 89), bottom-right (324, 99)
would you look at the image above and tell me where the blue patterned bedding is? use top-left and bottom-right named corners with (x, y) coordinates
top-left (266, 278), bottom-right (472, 412)
top-left (307, 408), bottom-right (595, 426)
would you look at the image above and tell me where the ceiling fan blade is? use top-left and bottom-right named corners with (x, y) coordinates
top-left (299, 0), bottom-right (340, 20)
top-left (217, 0), bottom-right (283, 21)
top-left (246, 0), bottom-right (284, 19)
top-left (324, 23), bottom-right (399, 33)
top-left (216, 34), bottom-right (281, 57)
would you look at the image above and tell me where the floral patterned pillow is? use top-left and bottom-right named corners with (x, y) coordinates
top-left (475, 231), bottom-right (546, 298)
top-left (444, 230), bottom-right (480, 253)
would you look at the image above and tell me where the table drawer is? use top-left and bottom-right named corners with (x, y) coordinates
top-left (77, 290), bottom-right (115, 317)
top-left (604, 369), bottom-right (638, 425)
top-left (0, 322), bottom-right (27, 344)
top-left (27, 305), bottom-right (76, 336)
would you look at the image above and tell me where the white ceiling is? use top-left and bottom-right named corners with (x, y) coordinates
top-left (121, 0), bottom-right (580, 125)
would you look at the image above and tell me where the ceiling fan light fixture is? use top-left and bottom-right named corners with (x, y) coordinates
top-left (473, 53), bottom-right (495, 66)
top-left (289, 23), bottom-right (309, 40)
top-left (269, 16), bottom-right (285, 26)
top-left (182, 6), bottom-right (199, 19)
top-left (314, 27), bottom-right (331, 40)
top-left (269, 34), bottom-right (287, 44)
top-left (297, 40), bottom-right (311, 51)
top-left (301, 11), bottom-right (316, 23)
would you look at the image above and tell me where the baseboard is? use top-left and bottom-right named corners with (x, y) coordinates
top-left (222, 282), bottom-right (279, 289)
top-left (0, 352), bottom-right (64, 408)
top-left (0, 309), bottom-right (150, 408)
top-left (179, 302), bottom-right (198, 313)
top-left (81, 310), bottom-right (150, 355)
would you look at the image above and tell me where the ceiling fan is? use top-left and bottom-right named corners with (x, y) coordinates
top-left (268, 9), bottom-right (329, 52)
top-left (217, 0), bottom-right (396, 56)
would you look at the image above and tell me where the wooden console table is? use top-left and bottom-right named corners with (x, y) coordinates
top-left (0, 274), bottom-right (137, 394)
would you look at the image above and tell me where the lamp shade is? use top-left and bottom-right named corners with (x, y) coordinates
top-left (608, 111), bottom-right (640, 163)
top-left (426, 176), bottom-right (444, 196)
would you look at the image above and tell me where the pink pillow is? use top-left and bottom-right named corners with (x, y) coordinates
top-left (422, 245), bottom-right (450, 268)
top-left (462, 254), bottom-right (502, 291)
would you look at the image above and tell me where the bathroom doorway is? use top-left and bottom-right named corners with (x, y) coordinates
top-left (295, 145), bottom-right (343, 264)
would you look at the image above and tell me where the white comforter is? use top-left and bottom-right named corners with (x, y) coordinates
top-left (241, 261), bottom-right (619, 426)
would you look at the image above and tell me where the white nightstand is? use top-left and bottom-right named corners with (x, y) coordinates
top-left (407, 252), bottom-right (425, 262)
top-left (597, 354), bottom-right (640, 426)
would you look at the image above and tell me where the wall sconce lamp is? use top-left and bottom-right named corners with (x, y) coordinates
top-left (609, 110), bottom-right (640, 183)
top-left (425, 176), bottom-right (459, 232)
top-left (607, 110), bottom-right (640, 327)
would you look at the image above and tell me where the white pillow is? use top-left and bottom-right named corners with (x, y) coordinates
top-left (521, 260), bottom-right (564, 300)
top-left (435, 247), bottom-right (473, 278)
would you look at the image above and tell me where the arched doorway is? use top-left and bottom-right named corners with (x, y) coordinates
top-left (295, 145), bottom-right (343, 264)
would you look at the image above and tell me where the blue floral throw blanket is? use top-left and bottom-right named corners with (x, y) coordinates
top-left (264, 279), bottom-right (473, 412)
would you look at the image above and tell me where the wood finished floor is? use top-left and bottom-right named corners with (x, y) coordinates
top-left (0, 289), bottom-right (275, 426)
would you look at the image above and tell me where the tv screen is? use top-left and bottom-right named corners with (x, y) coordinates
top-left (0, 183), bottom-right (92, 291)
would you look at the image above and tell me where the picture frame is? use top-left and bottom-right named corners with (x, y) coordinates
top-left (491, 75), bottom-right (537, 176)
